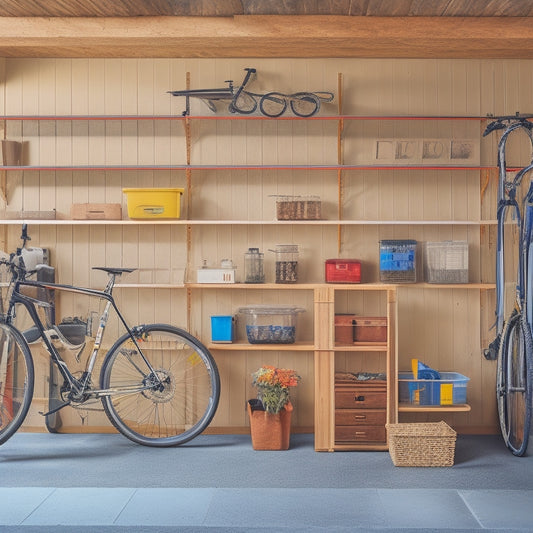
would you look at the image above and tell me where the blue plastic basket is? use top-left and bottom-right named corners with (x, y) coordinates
top-left (398, 371), bottom-right (470, 405)
top-left (379, 240), bottom-right (417, 283)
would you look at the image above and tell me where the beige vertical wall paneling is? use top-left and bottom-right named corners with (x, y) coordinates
top-left (3, 57), bottom-right (533, 434)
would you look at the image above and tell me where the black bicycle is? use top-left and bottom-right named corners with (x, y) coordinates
top-left (484, 114), bottom-right (533, 455)
top-left (0, 226), bottom-right (220, 447)
top-left (168, 67), bottom-right (334, 118)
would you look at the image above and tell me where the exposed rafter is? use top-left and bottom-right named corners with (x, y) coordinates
top-left (0, 16), bottom-right (532, 59)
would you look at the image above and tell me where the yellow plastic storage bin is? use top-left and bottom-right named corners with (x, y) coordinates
top-left (123, 188), bottom-right (184, 219)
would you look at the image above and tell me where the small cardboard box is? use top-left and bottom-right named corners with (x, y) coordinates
top-left (71, 203), bottom-right (122, 220)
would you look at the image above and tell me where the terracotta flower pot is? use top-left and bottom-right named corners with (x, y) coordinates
top-left (247, 399), bottom-right (293, 450)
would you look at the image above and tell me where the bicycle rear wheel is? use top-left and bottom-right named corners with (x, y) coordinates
top-left (289, 93), bottom-right (320, 117)
top-left (100, 324), bottom-right (220, 447)
top-left (0, 322), bottom-right (34, 445)
top-left (259, 92), bottom-right (288, 117)
top-left (497, 310), bottom-right (533, 456)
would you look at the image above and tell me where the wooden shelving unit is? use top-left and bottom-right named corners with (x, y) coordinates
top-left (2, 106), bottom-right (489, 442)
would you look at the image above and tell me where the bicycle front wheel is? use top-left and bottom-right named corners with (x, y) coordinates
top-left (259, 92), bottom-right (288, 117)
top-left (100, 324), bottom-right (220, 447)
top-left (289, 92), bottom-right (320, 117)
top-left (0, 322), bottom-right (34, 445)
top-left (497, 310), bottom-right (533, 456)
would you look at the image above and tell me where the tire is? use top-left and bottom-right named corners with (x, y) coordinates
top-left (0, 322), bottom-right (34, 445)
top-left (496, 310), bottom-right (533, 456)
top-left (230, 91), bottom-right (257, 114)
top-left (259, 92), bottom-right (288, 117)
top-left (100, 324), bottom-right (220, 447)
top-left (289, 92), bottom-right (320, 117)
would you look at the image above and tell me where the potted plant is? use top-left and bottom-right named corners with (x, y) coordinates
top-left (247, 365), bottom-right (301, 450)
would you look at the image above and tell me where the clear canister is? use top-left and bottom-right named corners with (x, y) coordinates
top-left (273, 244), bottom-right (299, 283)
top-left (244, 247), bottom-right (265, 283)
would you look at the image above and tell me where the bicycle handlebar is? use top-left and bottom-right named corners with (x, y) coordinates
top-left (0, 256), bottom-right (33, 282)
top-left (483, 114), bottom-right (533, 137)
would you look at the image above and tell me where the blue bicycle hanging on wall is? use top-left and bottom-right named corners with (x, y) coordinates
top-left (168, 67), bottom-right (334, 117)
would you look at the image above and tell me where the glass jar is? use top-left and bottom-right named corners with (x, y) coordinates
top-left (244, 248), bottom-right (265, 283)
top-left (273, 244), bottom-right (299, 283)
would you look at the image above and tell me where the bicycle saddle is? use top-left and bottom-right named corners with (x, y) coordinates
top-left (92, 267), bottom-right (136, 275)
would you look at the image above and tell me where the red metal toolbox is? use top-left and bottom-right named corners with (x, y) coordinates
top-left (325, 259), bottom-right (361, 283)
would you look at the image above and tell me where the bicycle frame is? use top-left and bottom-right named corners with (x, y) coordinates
top-left (3, 275), bottom-right (161, 409)
top-left (484, 117), bottom-right (533, 359)
top-left (169, 68), bottom-right (334, 117)
top-left (169, 67), bottom-right (256, 115)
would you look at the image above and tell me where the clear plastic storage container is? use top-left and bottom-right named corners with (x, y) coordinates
top-left (238, 304), bottom-right (305, 344)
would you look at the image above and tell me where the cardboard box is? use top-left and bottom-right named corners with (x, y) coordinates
top-left (70, 203), bottom-right (122, 220)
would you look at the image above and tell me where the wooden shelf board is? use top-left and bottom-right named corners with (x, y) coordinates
top-left (208, 341), bottom-right (314, 351)
top-left (114, 284), bottom-right (185, 289)
top-left (1, 164), bottom-right (494, 171)
top-left (333, 342), bottom-right (388, 352)
top-left (187, 282), bottom-right (493, 290)
top-left (0, 114), bottom-right (492, 121)
top-left (407, 282), bottom-right (496, 290)
top-left (188, 282), bottom-right (396, 290)
top-left (398, 403), bottom-right (471, 412)
top-left (0, 218), bottom-right (499, 226)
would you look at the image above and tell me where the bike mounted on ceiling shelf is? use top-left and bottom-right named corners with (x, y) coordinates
top-left (168, 67), bottom-right (334, 118)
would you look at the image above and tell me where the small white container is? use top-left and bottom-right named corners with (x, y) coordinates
top-left (196, 259), bottom-right (236, 284)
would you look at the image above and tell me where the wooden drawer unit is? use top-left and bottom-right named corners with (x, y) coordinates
top-left (335, 425), bottom-right (387, 443)
top-left (335, 380), bottom-right (387, 445)
top-left (335, 408), bottom-right (387, 426)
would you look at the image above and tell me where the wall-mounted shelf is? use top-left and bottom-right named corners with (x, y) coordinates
top-left (208, 341), bottom-right (314, 351)
top-left (0, 219), bottom-right (498, 226)
top-left (1, 85), bottom-right (494, 441)
top-left (398, 403), bottom-right (471, 413)
top-left (0, 164), bottom-right (495, 171)
top-left (0, 114), bottom-right (492, 122)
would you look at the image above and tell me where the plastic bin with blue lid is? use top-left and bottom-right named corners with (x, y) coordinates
top-left (398, 371), bottom-right (470, 406)
top-left (379, 240), bottom-right (417, 283)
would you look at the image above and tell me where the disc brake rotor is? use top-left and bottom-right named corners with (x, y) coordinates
top-left (142, 369), bottom-right (175, 403)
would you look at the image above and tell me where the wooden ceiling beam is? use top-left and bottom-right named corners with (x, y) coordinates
top-left (0, 15), bottom-right (532, 59)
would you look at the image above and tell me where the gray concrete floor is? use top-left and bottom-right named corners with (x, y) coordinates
top-left (0, 432), bottom-right (532, 532)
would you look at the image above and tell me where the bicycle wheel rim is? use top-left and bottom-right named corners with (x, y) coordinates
top-left (231, 92), bottom-right (257, 114)
top-left (497, 311), bottom-right (533, 456)
top-left (289, 93), bottom-right (320, 117)
top-left (100, 324), bottom-right (220, 447)
top-left (0, 322), bottom-right (34, 445)
top-left (259, 92), bottom-right (287, 117)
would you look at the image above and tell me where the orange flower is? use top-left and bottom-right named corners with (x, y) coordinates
top-left (251, 366), bottom-right (301, 414)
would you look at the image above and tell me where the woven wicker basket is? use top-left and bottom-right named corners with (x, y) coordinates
top-left (387, 421), bottom-right (457, 467)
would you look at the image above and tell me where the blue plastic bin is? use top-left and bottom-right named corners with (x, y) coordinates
top-left (210, 315), bottom-right (234, 343)
top-left (398, 371), bottom-right (469, 405)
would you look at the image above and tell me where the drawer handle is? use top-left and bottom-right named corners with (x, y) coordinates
top-left (354, 415), bottom-right (366, 420)
top-left (354, 395), bottom-right (365, 402)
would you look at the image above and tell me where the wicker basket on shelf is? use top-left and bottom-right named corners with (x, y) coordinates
top-left (386, 421), bottom-right (457, 467)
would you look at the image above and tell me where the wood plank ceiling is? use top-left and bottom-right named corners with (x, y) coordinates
top-left (1, 0), bottom-right (533, 18)
top-left (0, 0), bottom-right (533, 58)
